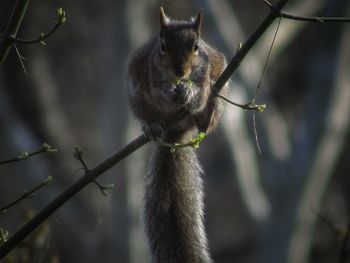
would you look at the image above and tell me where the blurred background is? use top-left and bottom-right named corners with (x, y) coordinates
top-left (0, 0), bottom-right (350, 262)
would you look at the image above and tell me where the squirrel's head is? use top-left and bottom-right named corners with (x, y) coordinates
top-left (157, 7), bottom-right (203, 80)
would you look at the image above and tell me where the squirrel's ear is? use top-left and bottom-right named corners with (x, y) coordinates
top-left (160, 7), bottom-right (169, 31)
top-left (193, 11), bottom-right (202, 36)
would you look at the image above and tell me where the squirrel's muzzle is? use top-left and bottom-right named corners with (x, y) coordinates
top-left (173, 61), bottom-right (191, 79)
top-left (174, 67), bottom-right (185, 78)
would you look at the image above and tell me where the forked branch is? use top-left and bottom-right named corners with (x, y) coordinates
top-left (264, 0), bottom-right (350, 22)
top-left (10, 8), bottom-right (66, 45)
top-left (0, 0), bottom-right (30, 65)
top-left (0, 0), bottom-right (66, 65)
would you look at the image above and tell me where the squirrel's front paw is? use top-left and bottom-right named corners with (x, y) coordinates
top-left (142, 121), bottom-right (166, 141)
top-left (174, 81), bottom-right (194, 106)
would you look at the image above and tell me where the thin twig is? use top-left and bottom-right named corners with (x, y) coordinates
top-left (73, 146), bottom-right (114, 196)
top-left (10, 8), bottom-right (66, 45)
top-left (93, 181), bottom-right (115, 197)
top-left (212, 0), bottom-right (288, 93)
top-left (0, 143), bottom-right (57, 166)
top-left (73, 147), bottom-right (89, 172)
top-left (0, 5), bottom-right (66, 65)
top-left (319, 217), bottom-right (341, 236)
top-left (156, 139), bottom-right (193, 149)
top-left (13, 43), bottom-right (27, 74)
top-left (310, 208), bottom-right (342, 236)
top-left (155, 132), bottom-right (207, 152)
top-left (253, 112), bottom-right (262, 154)
top-left (0, 0), bottom-right (30, 65)
top-left (0, 134), bottom-right (149, 258)
top-left (0, 0), bottom-right (289, 258)
top-left (216, 94), bottom-right (266, 112)
top-left (253, 16), bottom-right (281, 101)
top-left (280, 13), bottom-right (350, 23)
top-left (264, 0), bottom-right (350, 22)
top-left (0, 176), bottom-right (53, 214)
top-left (251, 16), bottom-right (281, 155)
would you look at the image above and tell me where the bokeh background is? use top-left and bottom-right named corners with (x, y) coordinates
top-left (1, 0), bottom-right (350, 262)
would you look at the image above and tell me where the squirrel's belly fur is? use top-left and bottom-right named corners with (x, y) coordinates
top-left (144, 145), bottom-right (212, 263)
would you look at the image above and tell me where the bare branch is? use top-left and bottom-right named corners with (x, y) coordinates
top-left (73, 146), bottom-right (114, 196)
top-left (0, 176), bottom-right (53, 214)
top-left (73, 146), bottom-right (89, 172)
top-left (0, 143), bottom-right (57, 166)
top-left (216, 94), bottom-right (266, 112)
top-left (264, 0), bottom-right (350, 22)
top-left (280, 13), bottom-right (350, 23)
top-left (0, 0), bottom-right (30, 65)
top-left (0, 4), bottom-right (66, 65)
top-left (156, 132), bottom-right (207, 152)
top-left (13, 43), bottom-right (27, 74)
top-left (93, 181), bottom-right (115, 197)
top-left (10, 7), bottom-right (66, 45)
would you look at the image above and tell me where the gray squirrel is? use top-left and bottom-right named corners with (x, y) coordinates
top-left (128, 7), bottom-right (227, 263)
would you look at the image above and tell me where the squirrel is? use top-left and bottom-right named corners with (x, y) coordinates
top-left (128, 7), bottom-right (227, 263)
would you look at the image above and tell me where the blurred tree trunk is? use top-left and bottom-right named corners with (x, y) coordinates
top-left (288, 2), bottom-right (350, 262)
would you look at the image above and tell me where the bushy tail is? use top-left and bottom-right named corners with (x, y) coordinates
top-left (144, 145), bottom-right (212, 263)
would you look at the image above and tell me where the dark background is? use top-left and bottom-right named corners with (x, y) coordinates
top-left (0, 0), bottom-right (350, 262)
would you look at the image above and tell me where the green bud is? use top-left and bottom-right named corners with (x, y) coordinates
top-left (257, 104), bottom-right (267, 113)
top-left (43, 175), bottom-right (53, 185)
top-left (57, 7), bottom-right (67, 24)
top-left (0, 228), bottom-right (9, 244)
top-left (43, 143), bottom-right (58, 153)
top-left (186, 79), bottom-right (193, 88)
top-left (190, 132), bottom-right (207, 149)
top-left (18, 152), bottom-right (29, 160)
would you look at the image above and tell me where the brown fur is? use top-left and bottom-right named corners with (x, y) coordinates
top-left (128, 8), bottom-right (227, 263)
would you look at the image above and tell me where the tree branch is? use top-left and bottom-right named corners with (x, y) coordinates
top-left (264, 0), bottom-right (350, 22)
top-left (0, 143), bottom-right (57, 166)
top-left (0, 4), bottom-right (66, 65)
top-left (216, 94), bottom-right (266, 112)
top-left (0, 0), bottom-right (30, 65)
top-left (0, 0), bottom-right (289, 258)
top-left (0, 134), bottom-right (149, 258)
top-left (156, 132), bottom-right (207, 152)
top-left (73, 146), bottom-right (115, 196)
top-left (0, 176), bottom-right (53, 214)
top-left (10, 7), bottom-right (66, 45)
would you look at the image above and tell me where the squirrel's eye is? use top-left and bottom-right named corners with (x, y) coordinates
top-left (160, 41), bottom-right (167, 54)
top-left (193, 42), bottom-right (199, 53)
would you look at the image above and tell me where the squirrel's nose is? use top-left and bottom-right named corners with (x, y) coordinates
top-left (174, 66), bottom-right (191, 79)
top-left (174, 68), bottom-right (185, 78)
